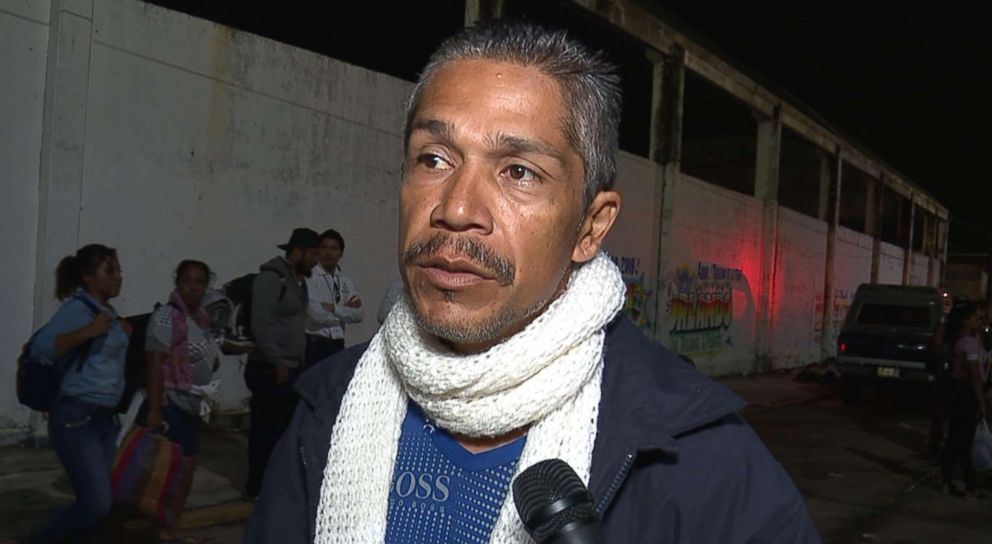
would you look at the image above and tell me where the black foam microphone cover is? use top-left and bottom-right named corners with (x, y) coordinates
top-left (512, 459), bottom-right (605, 544)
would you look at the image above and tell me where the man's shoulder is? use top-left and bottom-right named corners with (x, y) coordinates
top-left (294, 341), bottom-right (370, 408)
top-left (597, 318), bottom-right (816, 542)
top-left (258, 257), bottom-right (290, 279)
top-left (600, 316), bottom-right (744, 435)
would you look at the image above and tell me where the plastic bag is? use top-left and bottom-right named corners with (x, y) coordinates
top-left (971, 419), bottom-right (992, 472)
top-left (111, 426), bottom-right (191, 526)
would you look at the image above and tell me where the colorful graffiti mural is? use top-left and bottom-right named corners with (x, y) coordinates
top-left (609, 254), bottom-right (654, 331)
top-left (666, 262), bottom-right (744, 355)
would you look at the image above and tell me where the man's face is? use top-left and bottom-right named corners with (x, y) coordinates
top-left (399, 59), bottom-right (596, 353)
top-left (303, 248), bottom-right (320, 274)
top-left (319, 238), bottom-right (343, 271)
top-left (291, 247), bottom-right (320, 277)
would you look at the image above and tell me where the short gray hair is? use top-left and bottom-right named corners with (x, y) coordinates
top-left (403, 19), bottom-right (623, 206)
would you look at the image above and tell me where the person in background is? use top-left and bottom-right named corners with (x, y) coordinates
top-left (244, 227), bottom-right (320, 500)
top-left (304, 229), bottom-right (363, 367)
top-left (941, 301), bottom-right (988, 497)
top-left (24, 244), bottom-right (131, 544)
top-left (140, 259), bottom-right (220, 542)
top-left (927, 292), bottom-right (958, 459)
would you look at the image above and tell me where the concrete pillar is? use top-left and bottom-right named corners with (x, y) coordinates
top-left (925, 212), bottom-right (937, 286)
top-left (817, 152), bottom-right (831, 222)
top-left (754, 107), bottom-right (782, 370)
top-left (648, 46), bottom-right (684, 342)
top-left (820, 148), bottom-right (843, 361)
top-left (902, 196), bottom-right (916, 285)
top-left (28, 0), bottom-right (94, 442)
top-left (34, 0), bottom-right (94, 326)
top-left (465, 0), bottom-right (504, 25)
top-left (939, 220), bottom-right (949, 286)
top-left (869, 179), bottom-right (883, 283)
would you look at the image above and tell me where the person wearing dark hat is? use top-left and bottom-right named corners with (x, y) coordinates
top-left (244, 227), bottom-right (320, 499)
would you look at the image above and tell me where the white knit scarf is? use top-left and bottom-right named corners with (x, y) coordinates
top-left (314, 252), bottom-right (626, 544)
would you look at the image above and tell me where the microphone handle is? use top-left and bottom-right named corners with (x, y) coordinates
top-left (549, 521), bottom-right (605, 544)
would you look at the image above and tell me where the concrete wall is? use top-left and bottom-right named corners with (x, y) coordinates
top-left (1, 0), bottom-right (412, 432)
top-left (659, 173), bottom-right (763, 376)
top-left (0, 0), bottom-right (50, 436)
top-left (603, 152), bottom-right (661, 333)
top-left (82, 0), bottom-right (410, 411)
top-left (878, 242), bottom-right (905, 285)
top-left (771, 207), bottom-right (827, 368)
top-left (1, 0), bottom-right (952, 434)
top-left (908, 252), bottom-right (929, 286)
top-left (821, 226), bottom-right (873, 356)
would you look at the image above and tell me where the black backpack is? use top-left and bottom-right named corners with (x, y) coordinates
top-left (16, 295), bottom-right (101, 412)
top-left (118, 307), bottom-right (158, 413)
top-left (224, 272), bottom-right (286, 341)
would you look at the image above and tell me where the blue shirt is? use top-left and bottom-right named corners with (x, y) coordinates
top-left (30, 289), bottom-right (128, 407)
top-left (384, 403), bottom-right (526, 544)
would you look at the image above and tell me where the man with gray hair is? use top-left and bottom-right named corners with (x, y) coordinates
top-left (246, 20), bottom-right (819, 543)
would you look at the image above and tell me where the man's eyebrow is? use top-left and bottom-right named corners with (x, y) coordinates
top-left (410, 120), bottom-right (568, 167)
top-left (487, 132), bottom-right (567, 166)
top-left (409, 119), bottom-right (453, 140)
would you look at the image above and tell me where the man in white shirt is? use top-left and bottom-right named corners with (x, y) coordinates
top-left (304, 229), bottom-right (363, 367)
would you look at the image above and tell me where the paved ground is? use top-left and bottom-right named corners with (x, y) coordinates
top-left (3, 371), bottom-right (989, 543)
top-left (0, 424), bottom-right (251, 543)
top-left (745, 383), bottom-right (992, 544)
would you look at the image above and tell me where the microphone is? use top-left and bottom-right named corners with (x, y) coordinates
top-left (512, 459), bottom-right (605, 544)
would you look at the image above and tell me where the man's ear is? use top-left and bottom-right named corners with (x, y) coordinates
top-left (572, 190), bottom-right (621, 263)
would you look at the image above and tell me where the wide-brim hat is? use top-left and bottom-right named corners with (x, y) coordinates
top-left (277, 228), bottom-right (320, 250)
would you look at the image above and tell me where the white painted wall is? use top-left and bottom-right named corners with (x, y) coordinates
top-left (82, 0), bottom-right (410, 409)
top-left (0, 0), bottom-right (50, 434)
top-left (603, 152), bottom-right (661, 333)
top-left (8, 0), bottom-right (412, 417)
top-left (878, 242), bottom-right (905, 285)
top-left (908, 252), bottom-right (929, 286)
top-left (824, 226), bottom-right (873, 356)
top-left (659, 173), bottom-right (763, 375)
top-left (770, 207), bottom-right (827, 368)
top-left (2, 0), bottom-right (951, 432)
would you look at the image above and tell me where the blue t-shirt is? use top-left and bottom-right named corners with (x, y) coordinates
top-left (384, 403), bottom-right (526, 544)
top-left (30, 289), bottom-right (128, 407)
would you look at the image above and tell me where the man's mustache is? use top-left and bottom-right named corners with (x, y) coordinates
top-left (403, 233), bottom-right (515, 285)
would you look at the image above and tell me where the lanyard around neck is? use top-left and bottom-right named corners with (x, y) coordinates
top-left (322, 270), bottom-right (340, 304)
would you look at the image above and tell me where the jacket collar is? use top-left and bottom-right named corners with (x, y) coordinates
top-left (314, 263), bottom-right (341, 277)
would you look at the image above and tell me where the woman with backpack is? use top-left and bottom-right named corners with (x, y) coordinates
top-left (941, 300), bottom-right (989, 497)
top-left (139, 259), bottom-right (221, 542)
top-left (24, 244), bottom-right (131, 543)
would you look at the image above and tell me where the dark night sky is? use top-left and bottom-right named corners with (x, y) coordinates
top-left (148, 0), bottom-right (991, 249)
top-left (638, 1), bottom-right (992, 249)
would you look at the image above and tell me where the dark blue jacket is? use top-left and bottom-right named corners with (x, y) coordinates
top-left (244, 316), bottom-right (821, 543)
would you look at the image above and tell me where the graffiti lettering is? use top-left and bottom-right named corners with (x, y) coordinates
top-left (609, 254), bottom-right (653, 330)
top-left (666, 261), bottom-right (743, 355)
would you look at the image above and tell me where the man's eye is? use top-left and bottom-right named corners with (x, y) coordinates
top-left (504, 164), bottom-right (538, 182)
top-left (417, 154), bottom-right (451, 170)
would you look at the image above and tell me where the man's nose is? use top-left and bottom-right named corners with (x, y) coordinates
top-left (429, 160), bottom-right (494, 234)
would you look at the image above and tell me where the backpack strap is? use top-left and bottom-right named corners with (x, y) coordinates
top-left (264, 268), bottom-right (290, 303)
top-left (68, 294), bottom-right (105, 373)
